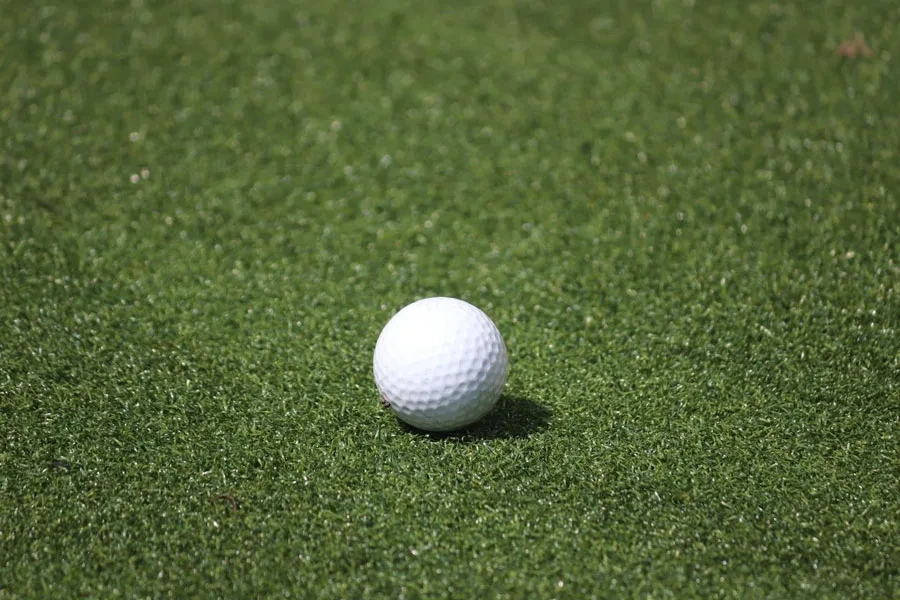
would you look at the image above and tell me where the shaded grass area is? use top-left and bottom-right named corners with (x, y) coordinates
top-left (1, 0), bottom-right (898, 597)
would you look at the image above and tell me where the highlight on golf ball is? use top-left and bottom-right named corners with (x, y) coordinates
top-left (373, 297), bottom-right (509, 432)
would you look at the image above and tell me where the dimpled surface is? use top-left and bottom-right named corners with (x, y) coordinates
top-left (373, 297), bottom-right (509, 432)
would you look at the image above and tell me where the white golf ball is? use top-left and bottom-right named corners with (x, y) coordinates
top-left (373, 297), bottom-right (509, 432)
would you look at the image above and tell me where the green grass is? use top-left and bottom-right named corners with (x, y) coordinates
top-left (1, 0), bottom-right (898, 597)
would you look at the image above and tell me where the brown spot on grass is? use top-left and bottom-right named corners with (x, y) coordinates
top-left (835, 33), bottom-right (874, 59)
top-left (211, 494), bottom-right (241, 512)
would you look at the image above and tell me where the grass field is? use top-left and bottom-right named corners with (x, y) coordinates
top-left (2, 0), bottom-right (898, 597)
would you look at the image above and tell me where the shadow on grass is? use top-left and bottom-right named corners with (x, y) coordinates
top-left (398, 394), bottom-right (552, 441)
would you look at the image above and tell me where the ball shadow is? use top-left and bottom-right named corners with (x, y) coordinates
top-left (398, 394), bottom-right (552, 441)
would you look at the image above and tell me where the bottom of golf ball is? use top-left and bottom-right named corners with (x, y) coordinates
top-left (373, 297), bottom-right (509, 432)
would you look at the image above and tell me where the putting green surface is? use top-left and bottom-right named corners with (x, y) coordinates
top-left (2, 0), bottom-right (898, 597)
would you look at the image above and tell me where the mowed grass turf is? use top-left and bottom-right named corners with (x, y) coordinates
top-left (1, 0), bottom-right (898, 597)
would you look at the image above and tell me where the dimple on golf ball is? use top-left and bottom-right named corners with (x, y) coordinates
top-left (373, 297), bottom-right (509, 432)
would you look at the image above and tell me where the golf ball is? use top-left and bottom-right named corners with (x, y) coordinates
top-left (373, 297), bottom-right (509, 432)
